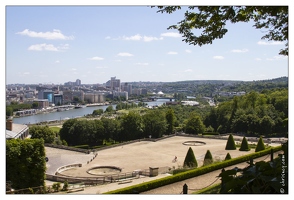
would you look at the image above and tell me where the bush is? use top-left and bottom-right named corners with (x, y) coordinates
top-left (239, 137), bottom-right (250, 151)
top-left (224, 153), bottom-right (232, 160)
top-left (183, 147), bottom-right (198, 168)
top-left (255, 137), bottom-right (266, 152)
top-left (203, 150), bottom-right (213, 166)
top-left (52, 182), bottom-right (61, 192)
top-left (62, 180), bottom-right (69, 191)
top-left (225, 134), bottom-right (236, 150)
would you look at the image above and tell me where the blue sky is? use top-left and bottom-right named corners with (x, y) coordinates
top-left (4, 2), bottom-right (290, 85)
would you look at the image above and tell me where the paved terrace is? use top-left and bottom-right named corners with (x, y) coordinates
top-left (44, 135), bottom-right (284, 194)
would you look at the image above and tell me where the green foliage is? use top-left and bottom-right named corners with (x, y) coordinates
top-left (62, 181), bottom-right (69, 191)
top-left (29, 125), bottom-right (56, 144)
top-left (120, 111), bottom-right (143, 141)
top-left (219, 145), bottom-right (288, 194)
top-left (225, 134), bottom-right (236, 150)
top-left (105, 105), bottom-right (114, 113)
top-left (183, 147), bottom-right (198, 168)
top-left (155, 6), bottom-right (288, 55)
top-left (6, 139), bottom-right (46, 190)
top-left (52, 182), bottom-right (61, 192)
top-left (203, 150), bottom-right (213, 166)
top-left (165, 108), bottom-right (176, 134)
top-left (142, 110), bottom-right (167, 138)
top-left (225, 153), bottom-right (232, 160)
top-left (239, 137), bottom-right (250, 151)
top-left (184, 113), bottom-right (205, 134)
top-left (92, 109), bottom-right (103, 116)
top-left (255, 137), bottom-right (266, 152)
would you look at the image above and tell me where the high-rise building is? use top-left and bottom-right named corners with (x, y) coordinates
top-left (108, 76), bottom-right (121, 91)
top-left (76, 79), bottom-right (81, 86)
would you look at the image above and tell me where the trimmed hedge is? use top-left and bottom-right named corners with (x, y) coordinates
top-left (104, 145), bottom-right (282, 194)
top-left (224, 153), bottom-right (232, 160)
top-left (225, 134), bottom-right (236, 150)
top-left (239, 137), bottom-right (250, 151)
top-left (255, 136), bottom-right (266, 152)
top-left (183, 147), bottom-right (198, 168)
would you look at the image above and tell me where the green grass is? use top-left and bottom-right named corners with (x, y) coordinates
top-left (49, 126), bottom-right (61, 133)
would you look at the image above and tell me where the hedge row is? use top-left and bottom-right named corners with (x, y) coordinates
top-left (104, 145), bottom-right (282, 194)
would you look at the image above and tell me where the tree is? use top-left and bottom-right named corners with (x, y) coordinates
top-left (165, 108), bottom-right (176, 134)
top-left (183, 147), bottom-right (198, 168)
top-left (6, 139), bottom-right (46, 190)
top-left (142, 110), bottom-right (167, 138)
top-left (155, 6), bottom-right (288, 55)
top-left (203, 150), bottom-right (213, 166)
top-left (224, 153), bottom-right (232, 160)
top-left (225, 134), bottom-right (236, 150)
top-left (92, 109), bottom-right (103, 116)
top-left (120, 111), bottom-right (143, 141)
top-left (105, 105), bottom-right (114, 113)
top-left (255, 136), bottom-right (266, 152)
top-left (59, 119), bottom-right (78, 145)
top-left (184, 113), bottom-right (205, 134)
top-left (239, 137), bottom-right (250, 151)
top-left (29, 125), bottom-right (56, 144)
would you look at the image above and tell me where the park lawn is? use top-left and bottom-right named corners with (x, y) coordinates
top-left (49, 126), bottom-right (61, 133)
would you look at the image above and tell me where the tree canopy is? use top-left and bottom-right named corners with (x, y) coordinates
top-left (155, 6), bottom-right (288, 55)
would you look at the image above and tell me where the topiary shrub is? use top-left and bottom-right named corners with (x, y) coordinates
top-left (183, 147), bottom-right (198, 168)
top-left (225, 134), bottom-right (236, 150)
top-left (224, 153), bottom-right (232, 160)
top-left (203, 150), bottom-right (213, 166)
top-left (239, 137), bottom-right (250, 151)
top-left (255, 136), bottom-right (266, 152)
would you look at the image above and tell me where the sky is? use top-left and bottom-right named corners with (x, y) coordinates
top-left (4, 1), bottom-right (290, 85)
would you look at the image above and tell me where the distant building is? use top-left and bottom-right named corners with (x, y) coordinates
top-left (38, 90), bottom-right (54, 104)
top-left (76, 79), bottom-right (81, 86)
top-left (6, 119), bottom-right (29, 140)
top-left (107, 76), bottom-right (121, 91)
top-left (84, 92), bottom-right (105, 103)
top-left (63, 90), bottom-right (84, 104)
top-left (54, 94), bottom-right (63, 105)
top-left (122, 83), bottom-right (132, 95)
top-left (34, 99), bottom-right (49, 109)
top-left (113, 91), bottom-right (128, 100)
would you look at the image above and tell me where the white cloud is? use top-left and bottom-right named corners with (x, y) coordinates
top-left (96, 66), bottom-right (108, 69)
top-left (143, 36), bottom-right (163, 42)
top-left (71, 68), bottom-right (77, 71)
top-left (135, 62), bottom-right (149, 66)
top-left (184, 69), bottom-right (193, 72)
top-left (185, 50), bottom-right (192, 53)
top-left (55, 60), bottom-right (60, 63)
top-left (255, 58), bottom-right (262, 61)
top-left (27, 43), bottom-right (69, 51)
top-left (122, 34), bottom-right (142, 41)
top-left (266, 55), bottom-right (287, 61)
top-left (89, 56), bottom-right (104, 60)
top-left (105, 36), bottom-right (111, 39)
top-left (257, 41), bottom-right (284, 45)
top-left (167, 51), bottom-right (178, 55)
top-left (23, 72), bottom-right (30, 75)
top-left (231, 49), bottom-right (249, 53)
top-left (16, 29), bottom-right (74, 40)
top-left (117, 52), bottom-right (134, 57)
top-left (213, 56), bottom-right (224, 60)
top-left (161, 32), bottom-right (181, 38)
top-left (119, 34), bottom-right (163, 42)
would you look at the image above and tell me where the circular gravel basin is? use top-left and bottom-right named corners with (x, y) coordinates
top-left (182, 141), bottom-right (206, 146)
top-left (87, 166), bottom-right (121, 176)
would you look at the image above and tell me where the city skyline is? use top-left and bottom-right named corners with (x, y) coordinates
top-left (4, 2), bottom-right (290, 85)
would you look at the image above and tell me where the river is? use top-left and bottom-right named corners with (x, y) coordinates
top-left (12, 99), bottom-right (172, 125)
